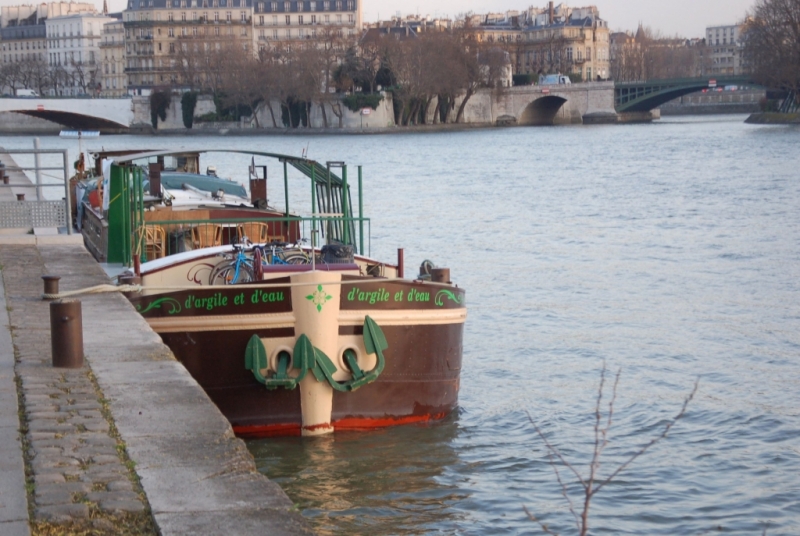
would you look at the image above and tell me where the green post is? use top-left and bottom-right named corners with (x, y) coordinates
top-left (139, 167), bottom-right (146, 260)
top-left (311, 164), bottom-right (317, 242)
top-left (132, 167), bottom-right (140, 261)
top-left (341, 165), bottom-right (349, 246)
top-left (358, 165), bottom-right (364, 255)
top-left (135, 167), bottom-right (146, 262)
top-left (123, 168), bottom-right (132, 266)
top-left (107, 165), bottom-right (127, 264)
top-left (283, 160), bottom-right (289, 233)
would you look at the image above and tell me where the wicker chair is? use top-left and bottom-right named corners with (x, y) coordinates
top-left (237, 222), bottom-right (269, 244)
top-left (238, 221), bottom-right (286, 243)
top-left (144, 225), bottom-right (166, 260)
top-left (191, 224), bottom-right (222, 248)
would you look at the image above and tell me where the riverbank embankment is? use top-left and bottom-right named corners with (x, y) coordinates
top-left (745, 112), bottom-right (800, 124)
top-left (0, 236), bottom-right (311, 535)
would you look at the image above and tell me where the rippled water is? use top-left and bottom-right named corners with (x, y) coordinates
top-left (4, 116), bottom-right (799, 534)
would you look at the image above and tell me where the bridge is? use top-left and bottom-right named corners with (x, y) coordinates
top-left (0, 98), bottom-right (134, 131)
top-left (615, 75), bottom-right (757, 113)
top-left (475, 81), bottom-right (619, 126)
top-left (0, 76), bottom-right (763, 132)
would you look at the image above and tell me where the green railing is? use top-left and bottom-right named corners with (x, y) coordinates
top-left (131, 215), bottom-right (371, 264)
top-left (107, 157), bottom-right (369, 267)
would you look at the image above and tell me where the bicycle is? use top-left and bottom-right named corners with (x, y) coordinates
top-left (208, 244), bottom-right (257, 285)
top-left (257, 239), bottom-right (310, 265)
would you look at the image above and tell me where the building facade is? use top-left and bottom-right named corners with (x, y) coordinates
top-left (100, 20), bottom-right (126, 96)
top-left (252, 0), bottom-right (361, 53)
top-left (470, 3), bottom-right (610, 82)
top-left (706, 23), bottom-right (744, 75)
top-left (1, 2), bottom-right (97, 93)
top-left (121, 0), bottom-right (361, 93)
top-left (46, 12), bottom-right (115, 95)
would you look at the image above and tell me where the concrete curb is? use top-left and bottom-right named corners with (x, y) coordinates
top-left (0, 235), bottom-right (84, 246)
top-left (0, 263), bottom-right (31, 536)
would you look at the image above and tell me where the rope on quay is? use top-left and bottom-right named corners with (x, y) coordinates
top-left (41, 277), bottom-right (458, 300)
top-left (42, 284), bottom-right (144, 300)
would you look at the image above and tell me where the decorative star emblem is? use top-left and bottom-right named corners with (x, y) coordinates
top-left (306, 284), bottom-right (332, 312)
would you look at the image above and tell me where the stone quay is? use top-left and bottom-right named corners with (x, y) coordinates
top-left (0, 236), bottom-right (312, 535)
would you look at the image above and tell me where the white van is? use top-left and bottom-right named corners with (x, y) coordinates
top-left (15, 89), bottom-right (39, 97)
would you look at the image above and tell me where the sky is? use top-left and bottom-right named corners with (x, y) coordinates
top-left (0, 0), bottom-right (758, 38)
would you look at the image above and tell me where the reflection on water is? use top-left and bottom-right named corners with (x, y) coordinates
top-left (248, 414), bottom-right (466, 534)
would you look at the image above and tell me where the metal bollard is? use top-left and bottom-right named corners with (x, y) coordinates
top-left (431, 268), bottom-right (451, 284)
top-left (50, 299), bottom-right (84, 368)
top-left (42, 275), bottom-right (61, 299)
top-left (119, 275), bottom-right (142, 298)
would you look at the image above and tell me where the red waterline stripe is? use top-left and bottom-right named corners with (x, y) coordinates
top-left (232, 412), bottom-right (448, 438)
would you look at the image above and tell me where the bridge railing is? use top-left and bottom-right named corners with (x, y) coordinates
top-left (0, 147), bottom-right (72, 233)
top-left (614, 75), bottom-right (754, 88)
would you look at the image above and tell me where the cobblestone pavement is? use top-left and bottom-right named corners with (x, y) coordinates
top-left (0, 244), bottom-right (156, 533)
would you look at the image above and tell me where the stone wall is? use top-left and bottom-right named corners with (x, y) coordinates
top-left (132, 94), bottom-right (216, 129)
top-left (251, 94), bottom-right (396, 129)
top-left (131, 83), bottom-right (620, 131)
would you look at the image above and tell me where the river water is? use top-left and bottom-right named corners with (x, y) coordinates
top-left (3, 115), bottom-right (799, 534)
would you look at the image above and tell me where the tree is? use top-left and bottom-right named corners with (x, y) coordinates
top-left (611, 27), bottom-right (710, 82)
top-left (743, 0), bottom-right (800, 107)
top-left (526, 364), bottom-right (698, 536)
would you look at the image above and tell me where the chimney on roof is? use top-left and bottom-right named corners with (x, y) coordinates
top-left (549, 1), bottom-right (554, 24)
top-left (103, 0), bottom-right (108, 14)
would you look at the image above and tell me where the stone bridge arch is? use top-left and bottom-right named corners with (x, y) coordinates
top-left (0, 98), bottom-right (133, 132)
top-left (518, 95), bottom-right (569, 126)
top-left (12, 110), bottom-right (129, 131)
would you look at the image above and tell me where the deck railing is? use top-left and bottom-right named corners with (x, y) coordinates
top-left (131, 216), bottom-right (371, 264)
top-left (108, 159), bottom-right (368, 267)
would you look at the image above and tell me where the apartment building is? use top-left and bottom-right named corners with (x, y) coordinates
top-left (122, 0), bottom-right (361, 93)
top-left (46, 12), bottom-right (115, 95)
top-left (252, 0), bottom-right (361, 53)
top-left (706, 23), bottom-right (744, 75)
top-left (470, 3), bottom-right (611, 81)
top-left (1, 2), bottom-right (95, 66)
top-left (100, 20), bottom-right (126, 96)
top-left (120, 0), bottom-right (252, 93)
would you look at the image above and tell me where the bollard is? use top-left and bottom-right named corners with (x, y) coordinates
top-left (431, 268), bottom-right (451, 284)
top-left (119, 274), bottom-right (142, 286)
top-left (50, 299), bottom-right (84, 368)
top-left (119, 275), bottom-right (142, 298)
top-left (41, 275), bottom-right (61, 299)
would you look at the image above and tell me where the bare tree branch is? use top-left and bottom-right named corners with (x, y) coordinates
top-left (526, 367), bottom-right (698, 535)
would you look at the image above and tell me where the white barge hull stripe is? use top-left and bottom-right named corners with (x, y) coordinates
top-left (146, 309), bottom-right (466, 333)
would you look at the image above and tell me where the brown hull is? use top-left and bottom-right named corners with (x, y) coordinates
top-left (131, 276), bottom-right (465, 437)
top-left (162, 323), bottom-right (462, 436)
